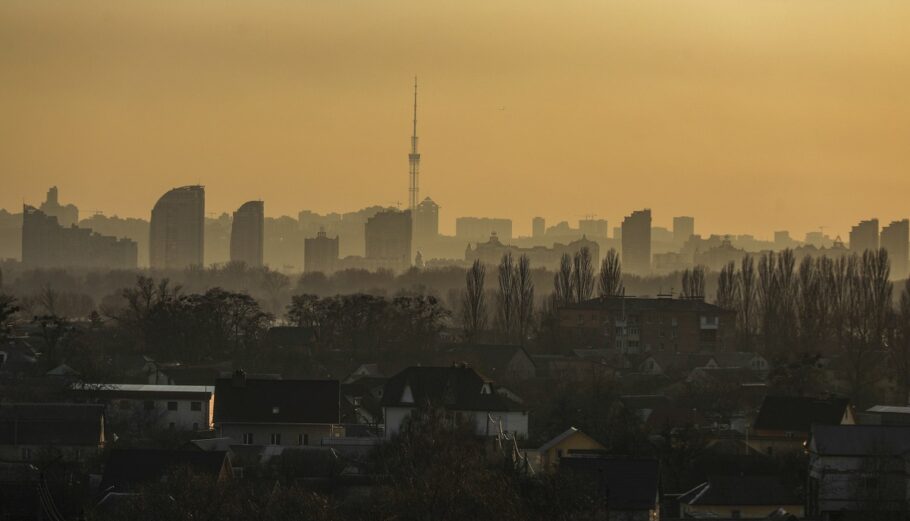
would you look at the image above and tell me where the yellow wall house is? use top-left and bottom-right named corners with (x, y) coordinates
top-left (534, 427), bottom-right (606, 473)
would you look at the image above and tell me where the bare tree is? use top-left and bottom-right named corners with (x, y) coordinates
top-left (681, 266), bottom-right (706, 299)
top-left (597, 249), bottom-right (624, 298)
top-left (554, 253), bottom-right (574, 307)
top-left (715, 262), bottom-right (737, 310)
top-left (461, 260), bottom-right (488, 343)
top-left (515, 255), bottom-right (535, 346)
top-left (892, 279), bottom-right (910, 404)
top-left (495, 254), bottom-right (518, 342)
top-left (736, 255), bottom-right (757, 349)
top-left (572, 247), bottom-right (595, 303)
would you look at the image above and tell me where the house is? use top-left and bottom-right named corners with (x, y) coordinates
top-left (381, 365), bottom-right (528, 439)
top-left (620, 395), bottom-right (671, 423)
top-left (0, 338), bottom-right (38, 376)
top-left (71, 383), bottom-right (214, 431)
top-left (100, 448), bottom-right (233, 493)
top-left (532, 427), bottom-right (606, 473)
top-left (637, 353), bottom-right (715, 377)
top-left (340, 376), bottom-right (386, 425)
top-left (677, 475), bottom-right (804, 519)
top-left (214, 370), bottom-right (343, 447)
top-left (751, 396), bottom-right (854, 455)
top-left (808, 424), bottom-right (910, 519)
top-left (531, 353), bottom-right (616, 382)
top-left (0, 403), bottom-right (104, 463)
top-left (857, 405), bottom-right (910, 426)
top-left (559, 456), bottom-right (660, 521)
top-left (437, 344), bottom-right (537, 381)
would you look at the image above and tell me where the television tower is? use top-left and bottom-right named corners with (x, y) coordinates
top-left (408, 77), bottom-right (420, 216)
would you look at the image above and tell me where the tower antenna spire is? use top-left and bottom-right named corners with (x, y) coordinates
top-left (408, 76), bottom-right (420, 216)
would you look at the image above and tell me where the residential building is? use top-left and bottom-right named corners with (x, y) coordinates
top-left (213, 371), bottom-right (343, 447)
top-left (673, 216), bottom-right (694, 245)
top-left (678, 475), bottom-right (804, 519)
top-left (381, 365), bottom-right (528, 439)
top-left (0, 403), bottom-right (105, 463)
top-left (849, 218), bottom-right (879, 254)
top-left (149, 185), bottom-right (205, 269)
top-left (413, 196), bottom-right (439, 251)
top-left (230, 200), bottom-right (264, 267)
top-left (100, 449), bottom-right (232, 493)
top-left (881, 219), bottom-right (909, 280)
top-left (455, 217), bottom-right (513, 242)
top-left (304, 228), bottom-right (339, 273)
top-left (436, 344), bottom-right (537, 382)
top-left (466, 233), bottom-right (599, 271)
top-left (559, 456), bottom-right (660, 521)
top-left (751, 396), bottom-right (854, 456)
top-left (557, 296), bottom-right (735, 354)
top-left (364, 209), bottom-right (412, 272)
top-left (532, 217), bottom-right (545, 239)
top-left (578, 218), bottom-right (609, 239)
top-left (531, 427), bottom-right (606, 473)
top-left (71, 383), bottom-right (214, 431)
top-left (622, 209), bottom-right (651, 274)
top-left (38, 186), bottom-right (78, 227)
top-left (21, 206), bottom-right (137, 269)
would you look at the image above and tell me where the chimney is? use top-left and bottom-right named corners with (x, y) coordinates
top-left (232, 369), bottom-right (246, 388)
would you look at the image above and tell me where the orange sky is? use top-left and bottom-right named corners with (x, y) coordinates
top-left (1, 0), bottom-right (909, 238)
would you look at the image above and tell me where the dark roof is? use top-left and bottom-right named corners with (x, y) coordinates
top-left (753, 396), bottom-right (850, 432)
top-left (559, 456), bottom-right (659, 511)
top-left (810, 424), bottom-right (910, 456)
top-left (678, 475), bottom-right (800, 506)
top-left (381, 366), bottom-right (523, 411)
top-left (100, 449), bottom-right (230, 492)
top-left (563, 296), bottom-right (729, 314)
top-left (438, 345), bottom-right (534, 377)
top-left (214, 375), bottom-right (340, 424)
top-left (0, 403), bottom-right (103, 446)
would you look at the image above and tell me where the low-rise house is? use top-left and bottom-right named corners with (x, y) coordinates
top-left (0, 403), bottom-right (104, 463)
top-left (381, 365), bottom-right (528, 439)
top-left (638, 353), bottom-right (714, 378)
top-left (341, 376), bottom-right (386, 425)
top-left (750, 396), bottom-right (853, 455)
top-left (531, 427), bottom-right (606, 473)
top-left (808, 424), bottom-right (910, 519)
top-left (559, 456), bottom-right (660, 521)
top-left (100, 448), bottom-right (232, 493)
top-left (678, 475), bottom-right (804, 519)
top-left (437, 344), bottom-right (536, 381)
top-left (857, 405), bottom-right (910, 426)
top-left (72, 383), bottom-right (214, 431)
top-left (214, 370), bottom-right (343, 447)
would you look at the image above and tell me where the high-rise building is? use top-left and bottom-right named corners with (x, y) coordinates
top-left (22, 205), bottom-right (136, 269)
top-left (881, 219), bottom-right (909, 280)
top-left (532, 217), bottom-right (545, 239)
top-left (365, 209), bottom-right (412, 272)
top-left (579, 219), bottom-right (609, 238)
top-left (39, 186), bottom-right (79, 227)
top-left (455, 217), bottom-right (513, 243)
top-left (673, 216), bottom-right (695, 245)
top-left (774, 231), bottom-right (795, 250)
top-left (230, 201), bottom-right (264, 267)
top-left (304, 228), bottom-right (339, 274)
top-left (413, 197), bottom-right (439, 252)
top-left (849, 219), bottom-right (879, 254)
top-left (149, 185), bottom-right (205, 269)
top-left (622, 209), bottom-right (652, 274)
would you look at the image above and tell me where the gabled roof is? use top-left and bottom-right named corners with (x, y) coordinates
top-left (538, 427), bottom-right (603, 452)
top-left (438, 344), bottom-right (534, 377)
top-left (381, 366), bottom-right (522, 411)
top-left (712, 352), bottom-right (766, 369)
top-left (559, 456), bottom-right (659, 510)
top-left (810, 424), bottom-right (910, 456)
top-left (0, 403), bottom-right (104, 446)
top-left (678, 475), bottom-right (800, 506)
top-left (754, 396), bottom-right (850, 432)
top-left (100, 449), bottom-right (230, 492)
top-left (214, 376), bottom-right (340, 424)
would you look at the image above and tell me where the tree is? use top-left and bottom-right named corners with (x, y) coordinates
top-left (572, 247), bottom-right (595, 303)
top-left (553, 253), bottom-right (574, 307)
top-left (681, 266), bottom-right (706, 299)
top-left (515, 255), bottom-right (535, 346)
top-left (715, 262), bottom-right (737, 310)
top-left (892, 279), bottom-right (910, 407)
top-left (597, 249), bottom-right (624, 298)
top-left (461, 260), bottom-right (488, 343)
top-left (736, 255), bottom-right (757, 349)
top-left (496, 254), bottom-right (518, 342)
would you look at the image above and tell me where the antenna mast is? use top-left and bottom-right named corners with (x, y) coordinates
top-left (408, 77), bottom-right (420, 217)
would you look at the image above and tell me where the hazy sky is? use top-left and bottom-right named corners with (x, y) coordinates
top-left (1, 0), bottom-right (909, 238)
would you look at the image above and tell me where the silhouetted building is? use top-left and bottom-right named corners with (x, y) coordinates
top-left (532, 217), bottom-right (545, 239)
top-left (622, 209), bottom-right (652, 274)
top-left (38, 186), bottom-right (78, 227)
top-left (673, 216), bottom-right (694, 245)
top-left (298, 206), bottom-right (392, 258)
top-left (413, 196), bottom-right (439, 251)
top-left (849, 218), bottom-right (879, 254)
top-left (21, 205), bottom-right (137, 269)
top-left (365, 209), bottom-right (412, 272)
top-left (455, 217), bottom-right (512, 242)
top-left (149, 185), bottom-right (205, 269)
top-left (230, 201), bottom-right (264, 267)
top-left (304, 228), bottom-right (339, 274)
top-left (466, 233), bottom-right (599, 271)
top-left (578, 218), bottom-right (609, 239)
top-left (774, 230), bottom-right (796, 250)
top-left (881, 219), bottom-right (909, 280)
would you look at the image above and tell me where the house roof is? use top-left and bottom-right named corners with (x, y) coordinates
top-left (562, 296), bottom-right (730, 315)
top-left (678, 475), bottom-right (800, 506)
top-left (73, 383), bottom-right (214, 399)
top-left (381, 365), bottom-right (522, 411)
top-left (100, 449), bottom-right (230, 492)
top-left (559, 456), bottom-right (659, 511)
top-left (810, 424), bottom-right (910, 456)
top-left (438, 344), bottom-right (534, 377)
top-left (0, 403), bottom-right (104, 446)
top-left (712, 352), bottom-right (765, 369)
top-left (753, 396), bottom-right (850, 432)
top-left (538, 427), bottom-right (603, 452)
top-left (214, 375), bottom-right (340, 425)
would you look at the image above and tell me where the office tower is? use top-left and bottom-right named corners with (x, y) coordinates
top-left (413, 197), bottom-right (439, 250)
top-left (532, 217), bottom-right (545, 239)
top-left (622, 209), bottom-right (652, 274)
top-left (673, 216), bottom-right (695, 245)
top-left (304, 228), bottom-right (339, 274)
top-left (849, 219), bottom-right (879, 254)
top-left (365, 209), bottom-right (412, 272)
top-left (39, 186), bottom-right (79, 227)
top-left (774, 231), bottom-right (794, 250)
top-left (149, 185), bottom-right (205, 269)
top-left (230, 201), bottom-right (264, 267)
top-left (21, 205), bottom-right (137, 269)
top-left (455, 217), bottom-right (513, 243)
top-left (579, 219), bottom-right (609, 238)
top-left (881, 219), bottom-right (909, 279)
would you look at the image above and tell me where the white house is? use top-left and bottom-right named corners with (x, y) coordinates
top-left (72, 383), bottom-right (214, 431)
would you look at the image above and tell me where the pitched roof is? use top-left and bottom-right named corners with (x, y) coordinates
top-left (753, 396), bottom-right (850, 432)
top-left (438, 344), bottom-right (534, 377)
top-left (678, 475), bottom-right (800, 506)
top-left (559, 456), bottom-right (659, 511)
top-left (214, 375), bottom-right (340, 424)
top-left (100, 449), bottom-right (230, 492)
top-left (0, 403), bottom-right (104, 446)
top-left (810, 424), bottom-right (910, 456)
top-left (381, 365), bottom-right (522, 411)
top-left (538, 427), bottom-right (603, 452)
top-left (712, 352), bottom-right (766, 369)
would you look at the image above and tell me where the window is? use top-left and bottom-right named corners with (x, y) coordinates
top-left (298, 433), bottom-right (310, 446)
top-left (143, 400), bottom-right (155, 411)
top-left (270, 433), bottom-right (281, 445)
top-left (167, 401), bottom-right (178, 411)
top-left (242, 433), bottom-right (254, 445)
top-left (272, 406), bottom-right (280, 414)
top-left (191, 401), bottom-right (202, 411)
